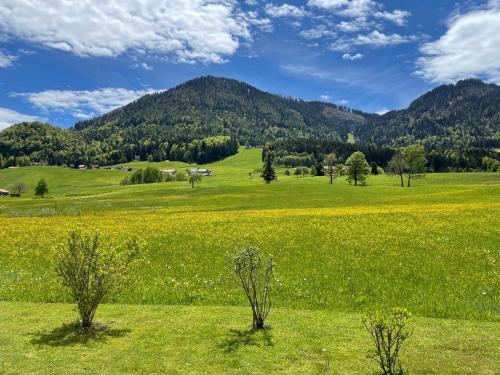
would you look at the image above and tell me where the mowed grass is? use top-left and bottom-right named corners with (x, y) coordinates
top-left (0, 302), bottom-right (498, 375)
top-left (0, 149), bottom-right (499, 373)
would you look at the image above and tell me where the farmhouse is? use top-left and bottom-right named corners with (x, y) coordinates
top-left (160, 169), bottom-right (177, 175)
top-left (0, 189), bottom-right (10, 196)
top-left (190, 168), bottom-right (212, 176)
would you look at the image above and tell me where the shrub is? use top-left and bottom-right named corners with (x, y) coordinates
top-left (119, 176), bottom-right (130, 186)
top-left (130, 169), bottom-right (144, 184)
top-left (176, 170), bottom-right (188, 181)
top-left (55, 229), bottom-right (141, 329)
top-left (143, 166), bottom-right (162, 183)
top-left (233, 246), bottom-right (274, 329)
top-left (362, 307), bottom-right (413, 375)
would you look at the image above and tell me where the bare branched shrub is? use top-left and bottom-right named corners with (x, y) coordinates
top-left (234, 246), bottom-right (274, 329)
top-left (55, 229), bottom-right (141, 329)
top-left (362, 307), bottom-right (413, 375)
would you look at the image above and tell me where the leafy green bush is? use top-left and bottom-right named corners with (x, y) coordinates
top-left (55, 229), bottom-right (141, 329)
top-left (362, 307), bottom-right (413, 375)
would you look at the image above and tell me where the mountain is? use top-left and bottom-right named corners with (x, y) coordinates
top-left (75, 76), bottom-right (367, 144)
top-left (356, 79), bottom-right (500, 149)
top-left (0, 77), bottom-right (498, 168)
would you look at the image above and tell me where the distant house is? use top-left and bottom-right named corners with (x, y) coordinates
top-left (190, 168), bottom-right (212, 176)
top-left (0, 189), bottom-right (10, 196)
top-left (160, 169), bottom-right (177, 175)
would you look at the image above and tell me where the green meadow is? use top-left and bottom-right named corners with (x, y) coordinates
top-left (0, 148), bottom-right (498, 374)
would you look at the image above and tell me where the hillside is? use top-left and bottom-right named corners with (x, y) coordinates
top-left (357, 79), bottom-right (500, 149)
top-left (75, 76), bottom-right (367, 143)
top-left (0, 77), bottom-right (498, 168)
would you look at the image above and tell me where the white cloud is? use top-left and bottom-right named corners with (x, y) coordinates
top-left (337, 17), bottom-right (371, 32)
top-left (265, 4), bottom-right (307, 18)
top-left (308, 0), bottom-right (378, 18)
top-left (374, 10), bottom-right (410, 26)
top-left (132, 62), bottom-right (153, 71)
top-left (417, 3), bottom-right (500, 83)
top-left (0, 49), bottom-right (16, 68)
top-left (0, 0), bottom-right (260, 64)
top-left (332, 30), bottom-right (416, 51)
top-left (12, 88), bottom-right (160, 119)
top-left (342, 53), bottom-right (363, 60)
top-left (0, 107), bottom-right (42, 130)
top-left (300, 25), bottom-right (336, 39)
top-left (320, 94), bottom-right (332, 101)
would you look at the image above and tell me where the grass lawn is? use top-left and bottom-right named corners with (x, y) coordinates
top-left (0, 302), bottom-right (498, 375)
top-left (0, 148), bottom-right (498, 373)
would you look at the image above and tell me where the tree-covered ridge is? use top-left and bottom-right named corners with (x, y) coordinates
top-left (0, 77), bottom-right (498, 169)
top-left (0, 122), bottom-right (238, 166)
top-left (357, 79), bottom-right (500, 149)
top-left (75, 76), bottom-right (367, 144)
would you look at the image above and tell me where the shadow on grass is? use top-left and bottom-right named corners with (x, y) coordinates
top-left (218, 327), bottom-right (274, 353)
top-left (30, 322), bottom-right (130, 347)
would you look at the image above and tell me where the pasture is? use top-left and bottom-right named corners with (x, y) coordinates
top-left (0, 148), bottom-right (498, 374)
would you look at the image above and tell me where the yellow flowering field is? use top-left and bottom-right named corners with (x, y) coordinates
top-left (1, 201), bottom-right (498, 321)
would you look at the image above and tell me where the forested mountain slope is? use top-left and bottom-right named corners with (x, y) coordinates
top-left (0, 77), bottom-right (498, 168)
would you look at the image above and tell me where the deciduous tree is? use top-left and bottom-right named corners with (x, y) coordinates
top-left (34, 178), bottom-right (48, 198)
top-left (345, 151), bottom-right (370, 186)
top-left (403, 144), bottom-right (427, 187)
top-left (13, 181), bottom-right (27, 196)
top-left (388, 152), bottom-right (407, 187)
top-left (188, 173), bottom-right (202, 188)
top-left (323, 153), bottom-right (337, 184)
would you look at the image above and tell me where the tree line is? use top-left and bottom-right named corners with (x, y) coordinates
top-left (264, 137), bottom-right (499, 173)
top-left (261, 145), bottom-right (428, 187)
top-left (0, 122), bottom-right (239, 167)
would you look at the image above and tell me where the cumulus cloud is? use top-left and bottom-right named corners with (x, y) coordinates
top-left (356, 30), bottom-right (415, 47)
top-left (374, 10), bottom-right (410, 26)
top-left (417, 3), bottom-right (500, 83)
top-left (0, 107), bottom-right (42, 130)
top-left (12, 88), bottom-right (160, 119)
top-left (265, 3), bottom-right (307, 18)
top-left (132, 62), bottom-right (153, 71)
top-left (0, 0), bottom-right (260, 64)
top-left (0, 49), bottom-right (16, 68)
top-left (332, 30), bottom-right (416, 51)
top-left (342, 53), bottom-right (363, 60)
top-left (308, 0), bottom-right (378, 17)
top-left (337, 17), bottom-right (371, 32)
top-left (300, 25), bottom-right (336, 39)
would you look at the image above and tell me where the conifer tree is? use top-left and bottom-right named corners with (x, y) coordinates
top-left (261, 153), bottom-right (277, 184)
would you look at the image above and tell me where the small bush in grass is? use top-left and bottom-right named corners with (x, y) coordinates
top-left (55, 229), bottom-right (141, 329)
top-left (233, 246), bottom-right (273, 329)
top-left (362, 307), bottom-right (413, 375)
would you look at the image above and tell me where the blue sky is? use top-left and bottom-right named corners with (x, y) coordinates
top-left (0, 0), bottom-right (499, 129)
